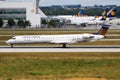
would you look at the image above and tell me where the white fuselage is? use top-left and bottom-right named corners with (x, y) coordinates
top-left (52, 15), bottom-right (110, 25)
top-left (6, 34), bottom-right (104, 45)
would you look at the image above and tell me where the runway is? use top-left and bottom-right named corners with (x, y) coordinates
top-left (0, 46), bottom-right (120, 52)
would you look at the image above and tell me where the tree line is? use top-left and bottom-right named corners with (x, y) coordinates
top-left (41, 19), bottom-right (62, 28)
top-left (0, 18), bottom-right (31, 28)
top-left (41, 7), bottom-right (120, 18)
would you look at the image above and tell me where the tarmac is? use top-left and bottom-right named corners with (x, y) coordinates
top-left (0, 46), bottom-right (120, 52)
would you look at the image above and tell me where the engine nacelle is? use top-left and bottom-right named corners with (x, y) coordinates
top-left (83, 34), bottom-right (90, 39)
top-left (82, 34), bottom-right (94, 39)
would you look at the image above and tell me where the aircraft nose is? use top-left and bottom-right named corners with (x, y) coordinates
top-left (6, 40), bottom-right (12, 44)
top-left (6, 40), bottom-right (9, 44)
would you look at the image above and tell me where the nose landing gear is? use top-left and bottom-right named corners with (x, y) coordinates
top-left (10, 44), bottom-right (13, 48)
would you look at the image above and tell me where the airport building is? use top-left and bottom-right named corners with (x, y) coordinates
top-left (0, 0), bottom-right (47, 27)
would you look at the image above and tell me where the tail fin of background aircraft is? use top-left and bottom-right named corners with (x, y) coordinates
top-left (102, 8), bottom-right (109, 16)
top-left (94, 8), bottom-right (108, 20)
top-left (95, 7), bottom-right (116, 20)
top-left (79, 10), bottom-right (84, 15)
top-left (100, 8), bottom-right (109, 20)
top-left (94, 24), bottom-right (111, 35)
top-left (107, 7), bottom-right (116, 19)
top-left (76, 10), bottom-right (88, 16)
top-left (100, 15), bottom-right (107, 21)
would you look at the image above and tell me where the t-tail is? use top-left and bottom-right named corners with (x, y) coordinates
top-left (93, 24), bottom-right (111, 35)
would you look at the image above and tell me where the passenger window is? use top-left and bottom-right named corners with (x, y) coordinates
top-left (90, 36), bottom-right (94, 38)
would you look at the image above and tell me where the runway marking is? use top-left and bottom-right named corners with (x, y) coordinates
top-left (0, 47), bottom-right (120, 52)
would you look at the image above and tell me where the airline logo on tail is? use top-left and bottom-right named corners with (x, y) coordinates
top-left (94, 24), bottom-right (111, 35)
top-left (111, 11), bottom-right (115, 16)
top-left (107, 7), bottom-right (116, 18)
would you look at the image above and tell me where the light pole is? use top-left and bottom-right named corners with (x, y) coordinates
top-left (0, 0), bottom-right (6, 1)
top-left (36, 0), bottom-right (40, 14)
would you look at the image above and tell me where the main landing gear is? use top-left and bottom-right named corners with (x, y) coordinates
top-left (62, 43), bottom-right (66, 48)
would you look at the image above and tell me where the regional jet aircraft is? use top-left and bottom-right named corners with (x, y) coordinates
top-left (6, 23), bottom-right (111, 48)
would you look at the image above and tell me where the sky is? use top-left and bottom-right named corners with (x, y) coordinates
top-left (7, 0), bottom-right (120, 6)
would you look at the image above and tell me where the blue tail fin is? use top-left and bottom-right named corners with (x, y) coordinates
top-left (79, 10), bottom-right (84, 15)
top-left (107, 7), bottom-right (116, 19)
top-left (107, 7), bottom-right (116, 17)
top-left (76, 10), bottom-right (85, 16)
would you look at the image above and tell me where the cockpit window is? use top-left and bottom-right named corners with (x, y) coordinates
top-left (12, 38), bottom-right (16, 39)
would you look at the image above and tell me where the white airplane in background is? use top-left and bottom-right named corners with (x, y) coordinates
top-left (6, 23), bottom-right (111, 48)
top-left (52, 7), bottom-right (116, 26)
top-left (87, 7), bottom-right (116, 25)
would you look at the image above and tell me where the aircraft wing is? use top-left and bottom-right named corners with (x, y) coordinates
top-left (51, 39), bottom-right (77, 44)
top-left (51, 40), bottom-right (71, 44)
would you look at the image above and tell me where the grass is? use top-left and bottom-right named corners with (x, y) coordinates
top-left (0, 31), bottom-right (93, 35)
top-left (0, 29), bottom-right (120, 35)
top-left (0, 36), bottom-right (12, 40)
top-left (0, 52), bottom-right (120, 59)
top-left (0, 29), bottom-right (119, 80)
top-left (0, 52), bottom-right (120, 80)
top-left (106, 36), bottom-right (120, 39)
